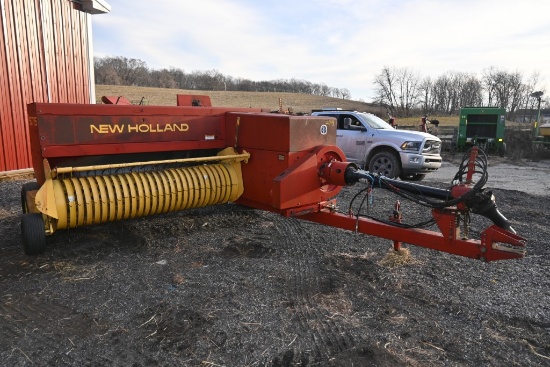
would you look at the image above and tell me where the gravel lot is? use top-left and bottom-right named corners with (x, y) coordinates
top-left (0, 156), bottom-right (549, 366)
top-left (424, 158), bottom-right (550, 196)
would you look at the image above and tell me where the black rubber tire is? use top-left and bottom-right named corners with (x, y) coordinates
top-left (368, 151), bottom-right (401, 178)
top-left (499, 143), bottom-right (507, 157)
top-left (21, 213), bottom-right (47, 255)
top-left (400, 173), bottom-right (426, 181)
top-left (21, 181), bottom-right (40, 214)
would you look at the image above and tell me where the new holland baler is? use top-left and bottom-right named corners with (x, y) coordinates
top-left (20, 95), bottom-right (525, 262)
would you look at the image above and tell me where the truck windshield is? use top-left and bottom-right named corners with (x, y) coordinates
top-left (359, 113), bottom-right (393, 129)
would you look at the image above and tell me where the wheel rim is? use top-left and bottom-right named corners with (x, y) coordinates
top-left (373, 157), bottom-right (393, 176)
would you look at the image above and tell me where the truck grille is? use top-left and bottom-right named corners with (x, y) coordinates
top-left (423, 140), bottom-right (441, 155)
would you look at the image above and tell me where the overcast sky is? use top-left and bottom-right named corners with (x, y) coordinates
top-left (92, 0), bottom-right (550, 102)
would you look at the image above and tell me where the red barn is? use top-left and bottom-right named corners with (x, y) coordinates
top-left (0, 0), bottom-right (110, 173)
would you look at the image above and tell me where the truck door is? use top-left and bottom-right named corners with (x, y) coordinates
top-left (336, 113), bottom-right (369, 165)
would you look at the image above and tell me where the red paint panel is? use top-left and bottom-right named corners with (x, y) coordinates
top-left (26, 103), bottom-right (264, 182)
top-left (37, 114), bottom-right (225, 147)
top-left (43, 140), bottom-right (225, 158)
top-left (32, 103), bottom-right (262, 117)
top-left (226, 113), bottom-right (343, 210)
top-left (225, 113), bottom-right (337, 152)
top-left (236, 148), bottom-right (295, 206)
top-left (27, 104), bottom-right (263, 160)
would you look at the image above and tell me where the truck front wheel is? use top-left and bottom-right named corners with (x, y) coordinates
top-left (368, 151), bottom-right (401, 178)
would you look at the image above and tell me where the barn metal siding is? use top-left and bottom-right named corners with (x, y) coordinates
top-left (0, 0), bottom-right (92, 172)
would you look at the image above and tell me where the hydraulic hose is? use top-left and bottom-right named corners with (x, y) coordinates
top-left (342, 165), bottom-right (514, 233)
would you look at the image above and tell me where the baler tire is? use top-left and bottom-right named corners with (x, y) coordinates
top-left (368, 151), bottom-right (401, 179)
top-left (21, 182), bottom-right (40, 213)
top-left (21, 213), bottom-right (47, 255)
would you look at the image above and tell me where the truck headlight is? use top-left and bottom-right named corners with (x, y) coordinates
top-left (423, 141), bottom-right (440, 152)
top-left (401, 141), bottom-right (421, 152)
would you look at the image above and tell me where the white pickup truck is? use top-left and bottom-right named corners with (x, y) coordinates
top-left (311, 109), bottom-right (442, 181)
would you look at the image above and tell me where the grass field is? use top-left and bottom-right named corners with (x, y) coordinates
top-left (95, 84), bottom-right (385, 116)
top-left (96, 85), bottom-right (527, 128)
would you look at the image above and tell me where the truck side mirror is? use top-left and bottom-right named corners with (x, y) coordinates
top-left (344, 117), bottom-right (352, 129)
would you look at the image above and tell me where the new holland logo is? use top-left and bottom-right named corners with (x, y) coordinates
top-left (90, 123), bottom-right (189, 134)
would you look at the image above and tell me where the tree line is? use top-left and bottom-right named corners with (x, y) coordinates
top-left (94, 56), bottom-right (351, 99)
top-left (94, 56), bottom-right (547, 119)
top-left (373, 66), bottom-right (547, 119)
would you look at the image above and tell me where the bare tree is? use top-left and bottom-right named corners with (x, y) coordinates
top-left (459, 75), bottom-right (483, 108)
top-left (418, 77), bottom-right (433, 115)
top-left (94, 56), bottom-right (149, 86)
top-left (150, 69), bottom-right (177, 89)
top-left (374, 67), bottom-right (421, 117)
top-left (431, 75), bottom-right (450, 114)
top-left (167, 67), bottom-right (188, 89)
top-left (373, 66), bottom-right (399, 116)
top-left (423, 72), bottom-right (482, 115)
top-left (329, 87), bottom-right (340, 98)
top-left (399, 68), bottom-right (421, 116)
top-left (516, 72), bottom-right (546, 122)
top-left (94, 57), bottom-right (122, 85)
top-left (482, 67), bottom-right (526, 116)
top-left (341, 88), bottom-right (351, 100)
top-left (318, 83), bottom-right (331, 96)
top-left (446, 71), bottom-right (483, 114)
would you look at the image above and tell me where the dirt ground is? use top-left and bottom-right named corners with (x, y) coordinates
top-left (1, 156), bottom-right (549, 366)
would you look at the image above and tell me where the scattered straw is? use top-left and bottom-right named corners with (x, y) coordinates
top-left (378, 247), bottom-right (412, 268)
top-left (524, 339), bottom-right (550, 360)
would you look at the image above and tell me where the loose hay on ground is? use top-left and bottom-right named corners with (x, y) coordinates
top-left (378, 247), bottom-right (412, 268)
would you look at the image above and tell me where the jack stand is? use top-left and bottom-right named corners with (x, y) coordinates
top-left (389, 200), bottom-right (402, 251)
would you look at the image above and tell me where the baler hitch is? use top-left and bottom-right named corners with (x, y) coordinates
top-left (313, 147), bottom-right (525, 261)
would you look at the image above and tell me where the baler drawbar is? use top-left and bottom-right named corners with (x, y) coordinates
top-left (20, 95), bottom-right (526, 261)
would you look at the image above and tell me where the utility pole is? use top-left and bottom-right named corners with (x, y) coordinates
top-left (530, 91), bottom-right (544, 138)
